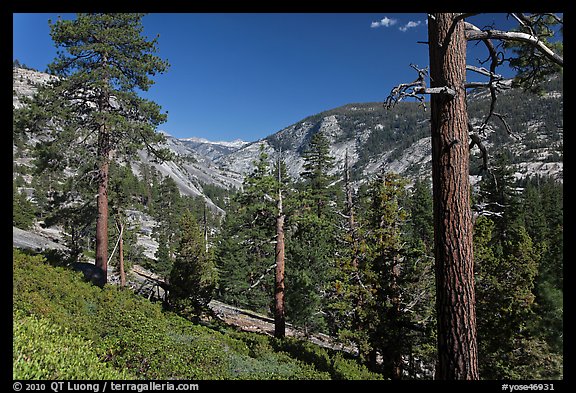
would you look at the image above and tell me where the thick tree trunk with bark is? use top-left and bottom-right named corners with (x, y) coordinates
top-left (95, 71), bottom-right (110, 283)
top-left (428, 13), bottom-right (479, 380)
top-left (95, 147), bottom-right (109, 282)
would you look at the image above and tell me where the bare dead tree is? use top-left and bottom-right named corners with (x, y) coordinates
top-left (274, 152), bottom-right (286, 338)
top-left (344, 149), bottom-right (358, 269)
top-left (116, 217), bottom-right (126, 287)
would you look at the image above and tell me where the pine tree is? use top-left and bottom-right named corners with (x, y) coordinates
top-left (169, 210), bottom-right (217, 318)
top-left (152, 176), bottom-right (185, 267)
top-left (473, 158), bottom-right (563, 379)
top-left (215, 144), bottom-right (277, 314)
top-left (14, 13), bottom-right (171, 283)
top-left (107, 162), bottom-right (146, 285)
top-left (522, 177), bottom-right (563, 356)
top-left (474, 215), bottom-right (560, 378)
top-left (154, 232), bottom-right (174, 279)
top-left (300, 131), bottom-right (336, 218)
top-left (13, 184), bottom-right (37, 230)
top-left (365, 172), bottom-right (409, 379)
top-left (327, 172), bottom-right (436, 379)
top-left (403, 178), bottom-right (436, 378)
top-left (407, 178), bottom-right (434, 251)
top-left (284, 132), bottom-right (339, 333)
top-left (504, 14), bottom-right (563, 94)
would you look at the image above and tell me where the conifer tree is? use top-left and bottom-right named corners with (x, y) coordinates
top-left (215, 145), bottom-right (277, 313)
top-left (328, 172), bottom-right (435, 378)
top-left (14, 13), bottom-right (171, 283)
top-left (284, 132), bottom-right (339, 333)
top-left (169, 210), bottom-right (217, 317)
top-left (473, 215), bottom-right (561, 378)
top-left (300, 131), bottom-right (336, 218)
top-left (365, 172), bottom-right (409, 379)
top-left (13, 184), bottom-right (37, 230)
top-left (473, 160), bottom-right (563, 378)
top-left (153, 176), bottom-right (185, 260)
top-left (530, 178), bottom-right (563, 354)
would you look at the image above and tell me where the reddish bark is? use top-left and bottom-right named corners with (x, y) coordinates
top-left (428, 13), bottom-right (479, 380)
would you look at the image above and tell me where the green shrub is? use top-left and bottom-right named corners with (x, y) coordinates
top-left (12, 249), bottom-right (338, 380)
top-left (331, 352), bottom-right (383, 380)
top-left (273, 336), bottom-right (383, 380)
top-left (13, 311), bottom-right (133, 380)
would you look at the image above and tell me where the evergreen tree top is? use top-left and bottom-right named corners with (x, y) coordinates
top-left (48, 13), bottom-right (169, 93)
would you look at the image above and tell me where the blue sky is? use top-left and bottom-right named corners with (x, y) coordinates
top-left (13, 13), bottom-right (522, 142)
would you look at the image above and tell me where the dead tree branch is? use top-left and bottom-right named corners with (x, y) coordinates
top-left (385, 64), bottom-right (455, 111)
top-left (468, 130), bottom-right (488, 171)
top-left (464, 22), bottom-right (563, 66)
top-left (247, 263), bottom-right (277, 291)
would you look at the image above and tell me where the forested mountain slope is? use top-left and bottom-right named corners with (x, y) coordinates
top-left (218, 76), bottom-right (562, 184)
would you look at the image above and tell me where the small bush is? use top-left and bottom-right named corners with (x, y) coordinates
top-left (273, 337), bottom-right (383, 380)
top-left (13, 311), bottom-right (132, 380)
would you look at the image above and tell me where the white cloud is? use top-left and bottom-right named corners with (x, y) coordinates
top-left (370, 16), bottom-right (398, 28)
top-left (399, 20), bottom-right (422, 32)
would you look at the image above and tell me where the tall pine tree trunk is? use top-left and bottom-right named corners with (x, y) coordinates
top-left (428, 13), bottom-right (479, 380)
top-left (95, 65), bottom-right (110, 282)
top-left (95, 134), bottom-right (110, 282)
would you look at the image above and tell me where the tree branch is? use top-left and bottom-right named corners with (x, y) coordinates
top-left (468, 131), bottom-right (488, 171)
top-left (247, 263), bottom-right (277, 291)
top-left (465, 22), bottom-right (563, 66)
top-left (385, 64), bottom-right (455, 110)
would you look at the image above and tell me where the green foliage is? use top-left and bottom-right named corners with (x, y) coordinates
top-left (13, 184), bottom-right (37, 230)
top-left (503, 14), bottom-right (563, 94)
top-left (13, 311), bottom-right (133, 380)
top-left (283, 134), bottom-right (341, 333)
top-left (13, 249), bottom-right (379, 379)
top-left (300, 131), bottom-right (337, 217)
top-left (16, 12), bottom-right (173, 167)
top-left (272, 337), bottom-right (383, 380)
top-left (168, 210), bottom-right (218, 317)
top-left (326, 172), bottom-right (435, 379)
top-left (215, 145), bottom-right (278, 314)
top-left (13, 13), bottom-right (174, 270)
top-left (201, 182), bottom-right (236, 211)
top-left (473, 170), bottom-right (563, 379)
top-left (284, 210), bottom-right (336, 332)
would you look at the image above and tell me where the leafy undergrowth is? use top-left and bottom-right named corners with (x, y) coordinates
top-left (13, 249), bottom-right (382, 380)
